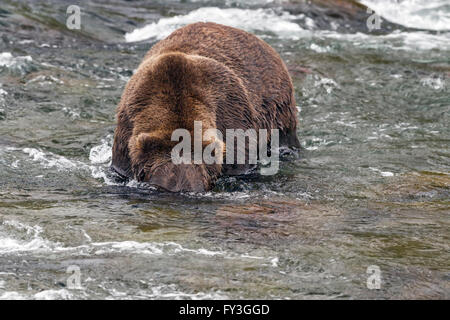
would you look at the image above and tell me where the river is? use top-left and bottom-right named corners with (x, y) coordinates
top-left (0, 0), bottom-right (448, 299)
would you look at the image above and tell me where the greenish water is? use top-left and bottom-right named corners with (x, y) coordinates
top-left (0, 0), bottom-right (449, 299)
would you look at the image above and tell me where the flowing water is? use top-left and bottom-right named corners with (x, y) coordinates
top-left (0, 0), bottom-right (449, 299)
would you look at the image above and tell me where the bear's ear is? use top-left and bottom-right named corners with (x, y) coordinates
top-left (136, 133), bottom-right (157, 153)
top-left (129, 132), bottom-right (157, 157)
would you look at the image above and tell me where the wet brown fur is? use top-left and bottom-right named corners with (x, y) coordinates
top-left (112, 22), bottom-right (300, 192)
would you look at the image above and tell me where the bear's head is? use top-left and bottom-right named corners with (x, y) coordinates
top-left (128, 130), bottom-right (223, 192)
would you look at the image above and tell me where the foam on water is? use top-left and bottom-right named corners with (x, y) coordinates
top-left (89, 135), bottom-right (113, 164)
top-left (25, 75), bottom-right (64, 86)
top-left (136, 285), bottom-right (228, 300)
top-left (361, 0), bottom-right (450, 31)
top-left (0, 292), bottom-right (26, 300)
top-left (125, 7), bottom-right (450, 52)
top-left (303, 137), bottom-right (335, 151)
top-left (0, 289), bottom-right (83, 300)
top-left (1, 221), bottom-right (236, 299)
top-left (0, 285), bottom-right (225, 300)
top-left (421, 77), bottom-right (446, 90)
top-left (310, 43), bottom-right (331, 53)
top-left (314, 76), bottom-right (339, 94)
top-left (5, 143), bottom-right (116, 185)
top-left (0, 220), bottom-right (278, 265)
top-left (125, 7), bottom-right (304, 42)
top-left (0, 52), bottom-right (32, 69)
top-left (33, 289), bottom-right (74, 300)
top-left (0, 84), bottom-right (7, 114)
top-left (369, 167), bottom-right (395, 177)
top-left (0, 86), bottom-right (7, 97)
top-left (0, 220), bottom-right (55, 254)
top-left (22, 148), bottom-right (78, 170)
top-left (87, 241), bottom-right (278, 263)
top-left (323, 30), bottom-right (450, 51)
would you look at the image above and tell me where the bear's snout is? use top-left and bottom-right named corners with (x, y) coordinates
top-left (147, 163), bottom-right (207, 193)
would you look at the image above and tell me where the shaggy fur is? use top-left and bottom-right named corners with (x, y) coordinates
top-left (111, 22), bottom-right (300, 192)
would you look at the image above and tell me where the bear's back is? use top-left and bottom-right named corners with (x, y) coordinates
top-left (144, 22), bottom-right (294, 113)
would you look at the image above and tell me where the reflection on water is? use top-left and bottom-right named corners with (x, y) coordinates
top-left (0, 0), bottom-right (449, 299)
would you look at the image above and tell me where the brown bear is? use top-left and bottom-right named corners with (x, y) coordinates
top-left (111, 22), bottom-right (300, 192)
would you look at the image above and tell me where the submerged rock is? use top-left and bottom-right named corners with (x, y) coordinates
top-left (282, 0), bottom-right (404, 34)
